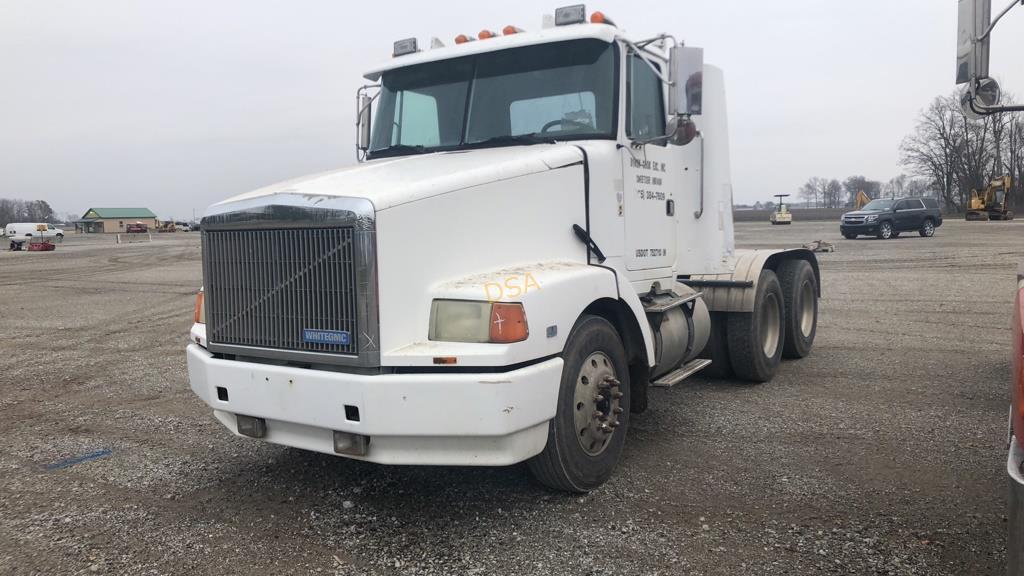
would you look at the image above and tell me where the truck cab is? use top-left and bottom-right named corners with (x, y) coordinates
top-left (187, 6), bottom-right (820, 492)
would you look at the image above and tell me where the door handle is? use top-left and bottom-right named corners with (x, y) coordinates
top-left (666, 199), bottom-right (675, 216)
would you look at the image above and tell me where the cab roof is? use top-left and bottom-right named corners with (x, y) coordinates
top-left (363, 23), bottom-right (621, 81)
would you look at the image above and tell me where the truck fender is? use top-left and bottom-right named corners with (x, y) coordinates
top-left (685, 248), bottom-right (820, 313)
top-left (424, 261), bottom-right (623, 365)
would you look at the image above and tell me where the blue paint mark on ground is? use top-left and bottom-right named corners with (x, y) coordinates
top-left (45, 449), bottom-right (112, 470)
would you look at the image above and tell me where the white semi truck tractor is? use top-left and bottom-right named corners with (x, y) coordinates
top-left (186, 5), bottom-right (821, 492)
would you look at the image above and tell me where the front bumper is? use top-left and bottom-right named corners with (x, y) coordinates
top-left (840, 223), bottom-right (878, 235)
top-left (1009, 432), bottom-right (1024, 574)
top-left (186, 344), bottom-right (561, 466)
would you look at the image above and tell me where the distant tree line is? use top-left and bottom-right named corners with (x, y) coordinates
top-left (792, 93), bottom-right (1024, 213)
top-left (900, 93), bottom-right (1024, 212)
top-left (794, 175), bottom-right (916, 209)
top-left (0, 199), bottom-right (57, 227)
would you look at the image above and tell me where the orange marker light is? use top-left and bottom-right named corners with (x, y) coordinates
top-left (591, 11), bottom-right (615, 26)
top-left (502, 25), bottom-right (523, 35)
top-left (478, 29), bottom-right (496, 40)
top-left (433, 356), bottom-right (458, 365)
top-left (455, 34), bottom-right (471, 44)
top-left (194, 290), bottom-right (205, 324)
top-left (489, 303), bottom-right (529, 343)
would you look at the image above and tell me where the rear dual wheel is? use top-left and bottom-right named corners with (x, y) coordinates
top-left (727, 270), bottom-right (785, 382)
top-left (720, 263), bottom-right (818, 382)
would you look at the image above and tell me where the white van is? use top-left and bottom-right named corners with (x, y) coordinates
top-left (4, 222), bottom-right (64, 247)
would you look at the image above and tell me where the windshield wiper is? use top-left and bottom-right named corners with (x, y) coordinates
top-left (370, 144), bottom-right (429, 157)
top-left (470, 133), bottom-right (558, 147)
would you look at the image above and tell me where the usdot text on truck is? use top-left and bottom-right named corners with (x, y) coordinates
top-left (186, 5), bottom-right (821, 492)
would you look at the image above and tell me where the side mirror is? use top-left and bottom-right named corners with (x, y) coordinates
top-left (961, 76), bottom-right (1001, 119)
top-left (956, 0), bottom-right (991, 84)
top-left (669, 46), bottom-right (703, 116)
top-left (667, 116), bottom-right (698, 146)
top-left (357, 93), bottom-right (372, 152)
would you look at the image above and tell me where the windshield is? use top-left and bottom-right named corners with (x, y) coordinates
top-left (369, 39), bottom-right (617, 158)
top-left (862, 199), bottom-right (894, 211)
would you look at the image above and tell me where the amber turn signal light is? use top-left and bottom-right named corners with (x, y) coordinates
top-left (489, 303), bottom-right (529, 343)
top-left (478, 29), bottom-right (496, 40)
top-left (194, 290), bottom-right (205, 324)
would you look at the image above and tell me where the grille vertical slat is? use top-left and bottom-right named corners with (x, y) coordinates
top-left (205, 227), bottom-right (358, 356)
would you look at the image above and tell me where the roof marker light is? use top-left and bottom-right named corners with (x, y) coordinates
top-left (502, 25), bottom-right (524, 35)
top-left (455, 34), bottom-right (475, 44)
top-left (392, 37), bottom-right (418, 57)
top-left (554, 4), bottom-right (586, 26)
top-left (478, 29), bottom-right (496, 40)
top-left (590, 11), bottom-right (615, 26)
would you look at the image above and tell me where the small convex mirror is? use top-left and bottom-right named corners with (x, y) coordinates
top-left (961, 76), bottom-right (1001, 119)
top-left (669, 46), bottom-right (703, 116)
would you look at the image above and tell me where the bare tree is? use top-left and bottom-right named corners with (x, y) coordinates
top-left (900, 92), bottom-right (1022, 212)
top-left (825, 179), bottom-right (843, 208)
top-left (842, 176), bottom-right (881, 206)
top-left (799, 177), bottom-right (829, 208)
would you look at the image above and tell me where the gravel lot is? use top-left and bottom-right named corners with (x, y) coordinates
top-left (1, 220), bottom-right (1022, 575)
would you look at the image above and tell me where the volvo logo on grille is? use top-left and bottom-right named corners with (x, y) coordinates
top-left (302, 329), bottom-right (351, 346)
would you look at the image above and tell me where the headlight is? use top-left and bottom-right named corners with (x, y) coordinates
top-left (194, 288), bottom-right (205, 324)
top-left (865, 215), bottom-right (878, 222)
top-left (429, 300), bottom-right (529, 343)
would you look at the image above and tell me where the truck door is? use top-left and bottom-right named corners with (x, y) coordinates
top-left (622, 52), bottom-right (679, 271)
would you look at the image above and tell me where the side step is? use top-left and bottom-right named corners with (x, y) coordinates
top-left (651, 359), bottom-right (713, 388)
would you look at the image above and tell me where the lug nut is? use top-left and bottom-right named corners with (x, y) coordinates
top-left (613, 407), bottom-right (624, 415)
top-left (611, 391), bottom-right (624, 399)
top-left (593, 411), bottom-right (605, 420)
top-left (600, 424), bottom-right (613, 434)
top-left (594, 394), bottom-right (605, 402)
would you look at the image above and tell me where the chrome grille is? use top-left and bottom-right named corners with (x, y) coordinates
top-left (203, 227), bottom-right (359, 356)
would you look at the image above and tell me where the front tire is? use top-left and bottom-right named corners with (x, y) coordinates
top-left (727, 270), bottom-right (785, 382)
top-left (843, 233), bottom-right (857, 240)
top-left (919, 219), bottom-right (935, 237)
top-left (529, 315), bottom-right (630, 493)
top-left (777, 260), bottom-right (817, 359)
top-left (877, 221), bottom-right (893, 239)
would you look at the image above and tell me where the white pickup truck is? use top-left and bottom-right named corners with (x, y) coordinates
top-left (187, 6), bottom-right (820, 492)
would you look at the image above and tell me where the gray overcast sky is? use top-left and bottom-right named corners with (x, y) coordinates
top-left (2, 1), bottom-right (1023, 220)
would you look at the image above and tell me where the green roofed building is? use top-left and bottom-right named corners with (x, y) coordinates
top-left (75, 208), bottom-right (158, 233)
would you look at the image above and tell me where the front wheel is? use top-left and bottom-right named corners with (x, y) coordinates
top-left (843, 233), bottom-right (857, 240)
top-left (529, 315), bottom-right (630, 493)
top-left (877, 221), bottom-right (893, 239)
top-left (919, 219), bottom-right (935, 237)
top-left (727, 270), bottom-right (785, 382)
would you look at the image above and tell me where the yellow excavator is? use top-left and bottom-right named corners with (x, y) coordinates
top-left (965, 175), bottom-right (1015, 221)
top-left (854, 190), bottom-right (872, 210)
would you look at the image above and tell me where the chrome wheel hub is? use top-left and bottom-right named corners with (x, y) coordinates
top-left (573, 352), bottom-right (623, 456)
top-left (760, 293), bottom-right (781, 357)
top-left (799, 280), bottom-right (814, 338)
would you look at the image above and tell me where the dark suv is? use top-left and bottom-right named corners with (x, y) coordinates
top-left (840, 197), bottom-right (943, 239)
